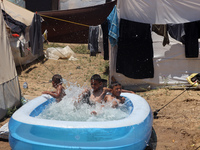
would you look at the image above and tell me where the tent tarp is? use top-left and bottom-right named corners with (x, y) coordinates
top-left (38, 0), bottom-right (116, 43)
top-left (118, 0), bottom-right (200, 24)
top-left (0, 8), bottom-right (20, 120)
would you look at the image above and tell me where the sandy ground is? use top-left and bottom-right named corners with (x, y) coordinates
top-left (0, 45), bottom-right (200, 150)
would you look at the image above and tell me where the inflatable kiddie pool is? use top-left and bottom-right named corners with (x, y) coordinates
top-left (9, 93), bottom-right (153, 150)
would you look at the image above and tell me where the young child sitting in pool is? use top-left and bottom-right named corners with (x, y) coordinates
top-left (90, 82), bottom-right (127, 115)
top-left (42, 74), bottom-right (66, 102)
top-left (104, 82), bottom-right (125, 108)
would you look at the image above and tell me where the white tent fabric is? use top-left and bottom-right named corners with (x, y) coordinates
top-left (118, 0), bottom-right (200, 24)
top-left (0, 8), bottom-right (21, 120)
top-left (110, 0), bottom-right (200, 90)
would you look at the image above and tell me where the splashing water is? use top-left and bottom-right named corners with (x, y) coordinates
top-left (36, 81), bottom-right (130, 122)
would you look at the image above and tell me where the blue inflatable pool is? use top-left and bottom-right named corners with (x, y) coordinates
top-left (9, 93), bottom-right (153, 150)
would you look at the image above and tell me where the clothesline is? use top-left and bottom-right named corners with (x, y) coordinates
top-left (39, 14), bottom-right (90, 28)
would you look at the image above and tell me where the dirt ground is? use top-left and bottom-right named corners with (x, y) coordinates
top-left (0, 44), bottom-right (200, 150)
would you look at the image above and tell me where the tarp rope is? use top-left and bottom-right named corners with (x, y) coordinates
top-left (36, 57), bottom-right (54, 75)
top-left (153, 83), bottom-right (196, 119)
top-left (39, 14), bottom-right (90, 27)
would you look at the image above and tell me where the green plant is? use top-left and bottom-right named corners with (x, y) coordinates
top-left (6, 106), bottom-right (18, 118)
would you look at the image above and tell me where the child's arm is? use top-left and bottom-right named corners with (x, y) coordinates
top-left (121, 89), bottom-right (135, 94)
top-left (77, 88), bottom-right (90, 103)
top-left (42, 85), bottom-right (63, 98)
top-left (103, 95), bottom-right (108, 103)
top-left (97, 87), bottom-right (111, 103)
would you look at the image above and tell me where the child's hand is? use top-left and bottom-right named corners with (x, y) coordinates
top-left (121, 97), bottom-right (126, 104)
top-left (91, 111), bottom-right (97, 115)
top-left (83, 88), bottom-right (90, 94)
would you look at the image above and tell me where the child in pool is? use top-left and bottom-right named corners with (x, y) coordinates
top-left (104, 82), bottom-right (125, 108)
top-left (80, 74), bottom-right (111, 105)
top-left (77, 74), bottom-right (134, 114)
top-left (42, 74), bottom-right (66, 102)
top-left (75, 74), bottom-right (110, 115)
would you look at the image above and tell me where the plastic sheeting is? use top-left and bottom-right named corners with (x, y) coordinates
top-left (0, 122), bottom-right (9, 139)
top-left (45, 46), bottom-right (78, 60)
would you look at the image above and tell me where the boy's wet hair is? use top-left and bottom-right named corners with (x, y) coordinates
top-left (52, 74), bottom-right (63, 84)
top-left (91, 74), bottom-right (102, 82)
top-left (109, 82), bottom-right (121, 89)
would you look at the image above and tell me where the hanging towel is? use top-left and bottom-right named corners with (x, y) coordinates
top-left (184, 21), bottom-right (200, 58)
top-left (107, 5), bottom-right (119, 47)
top-left (101, 20), bottom-right (109, 60)
top-left (98, 25), bottom-right (104, 54)
top-left (116, 19), bottom-right (154, 79)
top-left (88, 26), bottom-right (99, 56)
top-left (167, 23), bottom-right (185, 44)
top-left (29, 13), bottom-right (43, 56)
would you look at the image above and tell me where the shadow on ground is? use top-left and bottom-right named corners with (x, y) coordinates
top-left (145, 127), bottom-right (157, 150)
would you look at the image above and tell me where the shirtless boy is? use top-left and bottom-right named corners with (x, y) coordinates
top-left (104, 82), bottom-right (125, 108)
top-left (81, 74), bottom-right (110, 105)
top-left (42, 74), bottom-right (66, 102)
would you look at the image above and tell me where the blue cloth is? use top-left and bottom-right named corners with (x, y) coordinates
top-left (107, 5), bottom-right (119, 47)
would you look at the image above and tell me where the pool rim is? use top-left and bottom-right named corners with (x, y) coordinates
top-left (10, 93), bottom-right (152, 129)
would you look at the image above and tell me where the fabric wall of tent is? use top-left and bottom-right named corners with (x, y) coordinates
top-left (110, 0), bottom-right (200, 91)
top-left (0, 8), bottom-right (21, 120)
top-left (1, 0), bottom-right (43, 66)
top-left (39, 0), bottom-right (116, 43)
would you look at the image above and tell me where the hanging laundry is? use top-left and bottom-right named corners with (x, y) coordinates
top-left (167, 23), bottom-right (185, 44)
top-left (116, 19), bottom-right (154, 79)
top-left (107, 5), bottom-right (119, 47)
top-left (2, 10), bottom-right (27, 35)
top-left (98, 25), bottom-right (104, 55)
top-left (88, 26), bottom-right (99, 56)
top-left (184, 21), bottom-right (200, 58)
top-left (152, 24), bottom-right (169, 46)
top-left (29, 13), bottom-right (43, 56)
top-left (101, 20), bottom-right (109, 60)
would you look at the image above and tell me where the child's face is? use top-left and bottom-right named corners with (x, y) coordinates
top-left (112, 85), bottom-right (122, 97)
top-left (91, 79), bottom-right (102, 92)
top-left (52, 81), bottom-right (57, 88)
